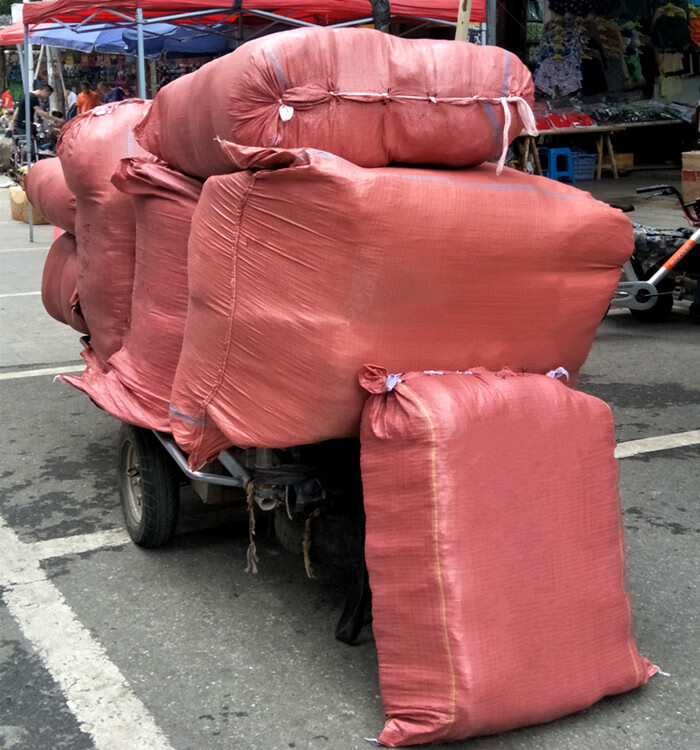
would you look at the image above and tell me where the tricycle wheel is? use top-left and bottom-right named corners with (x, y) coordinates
top-left (629, 260), bottom-right (674, 323)
top-left (118, 424), bottom-right (180, 548)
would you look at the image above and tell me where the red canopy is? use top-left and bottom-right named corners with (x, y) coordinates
top-left (0, 22), bottom-right (24, 45)
top-left (23, 1), bottom-right (485, 27)
top-left (0, 21), bottom-right (60, 45)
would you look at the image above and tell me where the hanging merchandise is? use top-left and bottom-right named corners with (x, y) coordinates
top-left (597, 17), bottom-right (634, 91)
top-left (535, 16), bottom-right (585, 95)
top-left (619, 19), bottom-right (646, 87)
top-left (691, 0), bottom-right (700, 45)
top-left (548, 0), bottom-right (622, 14)
top-left (651, 0), bottom-right (690, 50)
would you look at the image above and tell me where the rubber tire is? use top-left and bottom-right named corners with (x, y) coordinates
top-left (629, 260), bottom-right (675, 323)
top-left (118, 424), bottom-right (180, 548)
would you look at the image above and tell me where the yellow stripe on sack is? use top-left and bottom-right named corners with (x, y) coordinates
top-left (408, 387), bottom-right (457, 739)
top-left (616, 494), bottom-right (643, 686)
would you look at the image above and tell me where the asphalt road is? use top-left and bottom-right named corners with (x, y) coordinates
top-left (0, 180), bottom-right (698, 750)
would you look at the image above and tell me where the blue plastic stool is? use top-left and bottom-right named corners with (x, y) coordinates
top-left (546, 147), bottom-right (575, 182)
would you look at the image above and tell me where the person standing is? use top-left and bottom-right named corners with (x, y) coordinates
top-left (97, 82), bottom-right (127, 104)
top-left (64, 87), bottom-right (79, 121)
top-left (1, 89), bottom-right (13, 112)
top-left (76, 81), bottom-right (100, 114)
top-left (64, 87), bottom-right (78, 109)
top-left (11, 83), bottom-right (53, 135)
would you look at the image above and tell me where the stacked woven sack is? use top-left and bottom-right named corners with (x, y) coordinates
top-left (25, 157), bottom-right (87, 334)
top-left (28, 27), bottom-right (654, 746)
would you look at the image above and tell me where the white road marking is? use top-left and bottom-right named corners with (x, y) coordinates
top-left (0, 516), bottom-right (175, 750)
top-left (19, 430), bottom-right (700, 563)
top-left (615, 430), bottom-right (700, 459)
top-left (0, 425), bottom-right (694, 750)
top-left (0, 365), bottom-right (84, 381)
top-left (0, 246), bottom-right (50, 253)
top-left (31, 528), bottom-right (131, 561)
top-left (0, 290), bottom-right (41, 298)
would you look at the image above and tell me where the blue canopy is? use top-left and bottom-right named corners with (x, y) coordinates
top-left (123, 23), bottom-right (230, 56)
top-left (29, 22), bottom-right (230, 58)
top-left (30, 23), bottom-right (135, 54)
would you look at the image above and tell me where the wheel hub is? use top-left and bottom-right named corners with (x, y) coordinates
top-left (122, 441), bottom-right (143, 524)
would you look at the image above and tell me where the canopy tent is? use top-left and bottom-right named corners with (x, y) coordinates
top-left (31, 23), bottom-right (131, 53)
top-left (0, 22), bottom-right (36, 45)
top-left (22, 2), bottom-right (486, 27)
top-left (9, 0), bottom-right (486, 240)
top-left (2, 2), bottom-right (486, 49)
top-left (8, 1), bottom-right (487, 96)
top-left (122, 23), bottom-right (232, 55)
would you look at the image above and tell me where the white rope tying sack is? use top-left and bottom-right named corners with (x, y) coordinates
top-left (278, 92), bottom-right (538, 175)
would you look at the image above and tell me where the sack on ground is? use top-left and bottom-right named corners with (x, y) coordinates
top-left (359, 366), bottom-right (656, 747)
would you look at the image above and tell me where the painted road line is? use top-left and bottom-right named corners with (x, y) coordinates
top-left (31, 529), bottom-right (131, 561)
top-left (0, 291), bottom-right (41, 298)
top-left (616, 430), bottom-right (700, 459)
top-left (32, 508), bottom-right (246, 561)
top-left (0, 365), bottom-right (84, 381)
top-left (19, 430), bottom-right (700, 565)
top-left (0, 246), bottom-right (51, 253)
top-left (0, 516), bottom-right (175, 750)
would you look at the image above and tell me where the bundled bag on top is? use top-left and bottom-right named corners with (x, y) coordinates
top-left (359, 366), bottom-right (656, 747)
top-left (57, 100), bottom-right (152, 368)
top-left (135, 27), bottom-right (536, 178)
top-left (61, 157), bottom-right (202, 431)
top-left (169, 149), bottom-right (633, 466)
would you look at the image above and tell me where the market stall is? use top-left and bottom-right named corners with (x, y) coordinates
top-left (6, 3), bottom-right (486, 103)
top-left (519, 0), bottom-right (697, 177)
top-left (3, 1), bottom-right (488, 239)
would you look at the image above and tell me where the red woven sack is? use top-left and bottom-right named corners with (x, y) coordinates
top-left (359, 366), bottom-right (656, 747)
top-left (40, 232), bottom-right (88, 334)
top-left (25, 156), bottom-right (76, 234)
top-left (135, 27), bottom-right (536, 178)
top-left (61, 157), bottom-right (202, 431)
top-left (169, 150), bottom-right (633, 467)
top-left (57, 100), bottom-right (152, 368)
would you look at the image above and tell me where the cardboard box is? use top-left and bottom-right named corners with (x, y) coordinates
top-left (9, 185), bottom-right (48, 224)
top-left (615, 153), bottom-right (634, 172)
top-left (601, 152), bottom-right (634, 174)
top-left (682, 151), bottom-right (700, 202)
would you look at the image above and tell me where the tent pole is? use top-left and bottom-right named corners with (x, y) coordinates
top-left (149, 59), bottom-right (157, 98)
top-left (455, 1), bottom-right (473, 42)
top-left (35, 43), bottom-right (45, 78)
top-left (17, 44), bottom-right (25, 91)
top-left (486, 0), bottom-right (497, 45)
top-left (136, 8), bottom-right (146, 98)
top-left (23, 23), bottom-right (33, 242)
